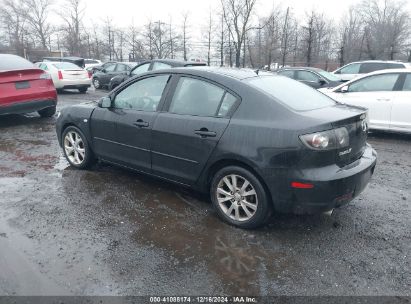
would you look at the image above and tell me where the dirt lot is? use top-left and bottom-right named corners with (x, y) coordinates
top-left (0, 88), bottom-right (410, 296)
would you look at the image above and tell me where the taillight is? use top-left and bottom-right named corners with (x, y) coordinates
top-left (87, 71), bottom-right (92, 78)
top-left (300, 127), bottom-right (349, 150)
top-left (39, 73), bottom-right (51, 79)
top-left (58, 70), bottom-right (63, 80)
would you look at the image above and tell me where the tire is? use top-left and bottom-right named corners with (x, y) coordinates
top-left (61, 126), bottom-right (95, 169)
top-left (78, 87), bottom-right (88, 93)
top-left (56, 89), bottom-right (64, 94)
top-left (210, 166), bottom-right (272, 229)
top-left (93, 78), bottom-right (101, 89)
top-left (38, 106), bottom-right (56, 118)
top-left (109, 83), bottom-right (117, 91)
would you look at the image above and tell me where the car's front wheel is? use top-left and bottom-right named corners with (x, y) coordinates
top-left (62, 126), bottom-right (95, 169)
top-left (210, 166), bottom-right (272, 229)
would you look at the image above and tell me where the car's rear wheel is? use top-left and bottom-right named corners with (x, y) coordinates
top-left (93, 78), bottom-right (101, 89)
top-left (38, 106), bottom-right (56, 118)
top-left (210, 166), bottom-right (272, 229)
top-left (62, 126), bottom-right (95, 169)
top-left (78, 87), bottom-right (88, 93)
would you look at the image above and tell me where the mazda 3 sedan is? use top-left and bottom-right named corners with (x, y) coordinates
top-left (56, 68), bottom-right (377, 229)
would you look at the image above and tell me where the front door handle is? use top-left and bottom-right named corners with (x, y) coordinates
top-left (195, 128), bottom-right (217, 138)
top-left (133, 119), bottom-right (149, 128)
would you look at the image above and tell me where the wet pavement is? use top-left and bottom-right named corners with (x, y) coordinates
top-left (0, 88), bottom-right (410, 296)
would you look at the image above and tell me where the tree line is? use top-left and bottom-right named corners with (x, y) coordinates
top-left (0, 0), bottom-right (410, 69)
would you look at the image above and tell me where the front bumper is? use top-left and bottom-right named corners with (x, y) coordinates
top-left (273, 145), bottom-right (377, 214)
top-left (0, 99), bottom-right (57, 115)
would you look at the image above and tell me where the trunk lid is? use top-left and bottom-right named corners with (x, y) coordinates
top-left (61, 69), bottom-right (89, 80)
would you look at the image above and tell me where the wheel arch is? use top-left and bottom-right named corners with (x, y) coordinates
top-left (202, 157), bottom-right (273, 207)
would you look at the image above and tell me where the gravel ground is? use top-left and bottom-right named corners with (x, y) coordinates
top-left (0, 88), bottom-right (409, 296)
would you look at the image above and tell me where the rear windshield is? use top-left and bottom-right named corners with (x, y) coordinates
top-left (246, 75), bottom-right (336, 111)
top-left (52, 62), bottom-right (81, 70)
top-left (0, 55), bottom-right (34, 71)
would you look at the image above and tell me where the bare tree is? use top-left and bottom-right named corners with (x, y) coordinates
top-left (221, 0), bottom-right (257, 67)
top-left (181, 12), bottom-right (189, 61)
top-left (59, 0), bottom-right (85, 56)
top-left (21, 0), bottom-right (54, 49)
top-left (0, 0), bottom-right (28, 56)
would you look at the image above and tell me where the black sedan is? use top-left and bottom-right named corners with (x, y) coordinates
top-left (56, 68), bottom-right (377, 229)
top-left (276, 67), bottom-right (344, 89)
top-left (108, 59), bottom-right (207, 91)
top-left (92, 62), bottom-right (137, 89)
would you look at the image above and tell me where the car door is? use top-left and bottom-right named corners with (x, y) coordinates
top-left (99, 63), bottom-right (117, 85)
top-left (109, 74), bottom-right (171, 173)
top-left (151, 76), bottom-right (238, 185)
top-left (296, 70), bottom-right (324, 88)
top-left (334, 73), bottom-right (401, 130)
top-left (390, 73), bottom-right (411, 132)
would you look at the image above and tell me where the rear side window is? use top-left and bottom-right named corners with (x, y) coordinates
top-left (401, 74), bottom-right (411, 91)
top-left (169, 77), bottom-right (225, 117)
top-left (386, 63), bottom-right (405, 69)
top-left (359, 62), bottom-right (387, 74)
top-left (53, 62), bottom-right (80, 70)
top-left (246, 76), bottom-right (336, 111)
top-left (349, 73), bottom-right (399, 92)
top-left (218, 93), bottom-right (237, 117)
top-left (0, 55), bottom-right (34, 71)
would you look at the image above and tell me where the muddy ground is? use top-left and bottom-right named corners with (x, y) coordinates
top-left (0, 88), bottom-right (410, 296)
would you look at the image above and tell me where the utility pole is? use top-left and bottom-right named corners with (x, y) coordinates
top-left (258, 25), bottom-right (261, 68)
top-left (157, 20), bottom-right (162, 59)
top-left (220, 14), bottom-right (224, 66)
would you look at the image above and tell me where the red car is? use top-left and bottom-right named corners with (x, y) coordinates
top-left (0, 54), bottom-right (57, 117)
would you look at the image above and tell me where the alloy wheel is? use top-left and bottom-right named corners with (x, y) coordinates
top-left (216, 174), bottom-right (258, 222)
top-left (64, 131), bottom-right (85, 165)
top-left (93, 79), bottom-right (100, 89)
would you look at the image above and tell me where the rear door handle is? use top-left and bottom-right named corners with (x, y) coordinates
top-left (195, 128), bottom-right (217, 138)
top-left (133, 119), bottom-right (149, 128)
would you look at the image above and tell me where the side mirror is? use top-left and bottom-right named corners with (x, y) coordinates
top-left (340, 85), bottom-right (349, 93)
top-left (101, 68), bottom-right (106, 73)
top-left (98, 96), bottom-right (112, 108)
top-left (319, 79), bottom-right (327, 85)
top-left (334, 70), bottom-right (341, 75)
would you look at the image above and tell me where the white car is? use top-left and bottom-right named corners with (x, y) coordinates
top-left (84, 59), bottom-right (102, 69)
top-left (36, 61), bottom-right (92, 93)
top-left (332, 60), bottom-right (411, 82)
top-left (320, 69), bottom-right (411, 134)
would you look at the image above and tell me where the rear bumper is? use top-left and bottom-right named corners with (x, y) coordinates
top-left (0, 99), bottom-right (57, 115)
top-left (55, 79), bottom-right (91, 89)
top-left (271, 145), bottom-right (377, 214)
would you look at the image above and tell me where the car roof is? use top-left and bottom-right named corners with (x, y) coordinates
top-left (331, 68), bottom-right (411, 91)
top-left (136, 59), bottom-right (207, 67)
top-left (149, 66), bottom-right (260, 80)
top-left (344, 60), bottom-right (407, 65)
top-left (279, 67), bottom-right (325, 72)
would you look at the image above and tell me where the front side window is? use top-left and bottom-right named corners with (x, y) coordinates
top-left (297, 71), bottom-right (320, 82)
top-left (338, 63), bottom-right (361, 74)
top-left (278, 70), bottom-right (295, 78)
top-left (348, 73), bottom-right (399, 92)
top-left (131, 63), bottom-right (150, 76)
top-left (104, 64), bottom-right (116, 72)
top-left (116, 64), bottom-right (128, 72)
top-left (169, 77), bottom-right (225, 116)
top-left (113, 75), bottom-right (169, 112)
top-left (152, 62), bottom-right (172, 71)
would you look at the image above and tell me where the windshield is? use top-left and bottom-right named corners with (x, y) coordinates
top-left (52, 62), bottom-right (82, 70)
top-left (317, 70), bottom-right (341, 82)
top-left (246, 75), bottom-right (336, 111)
